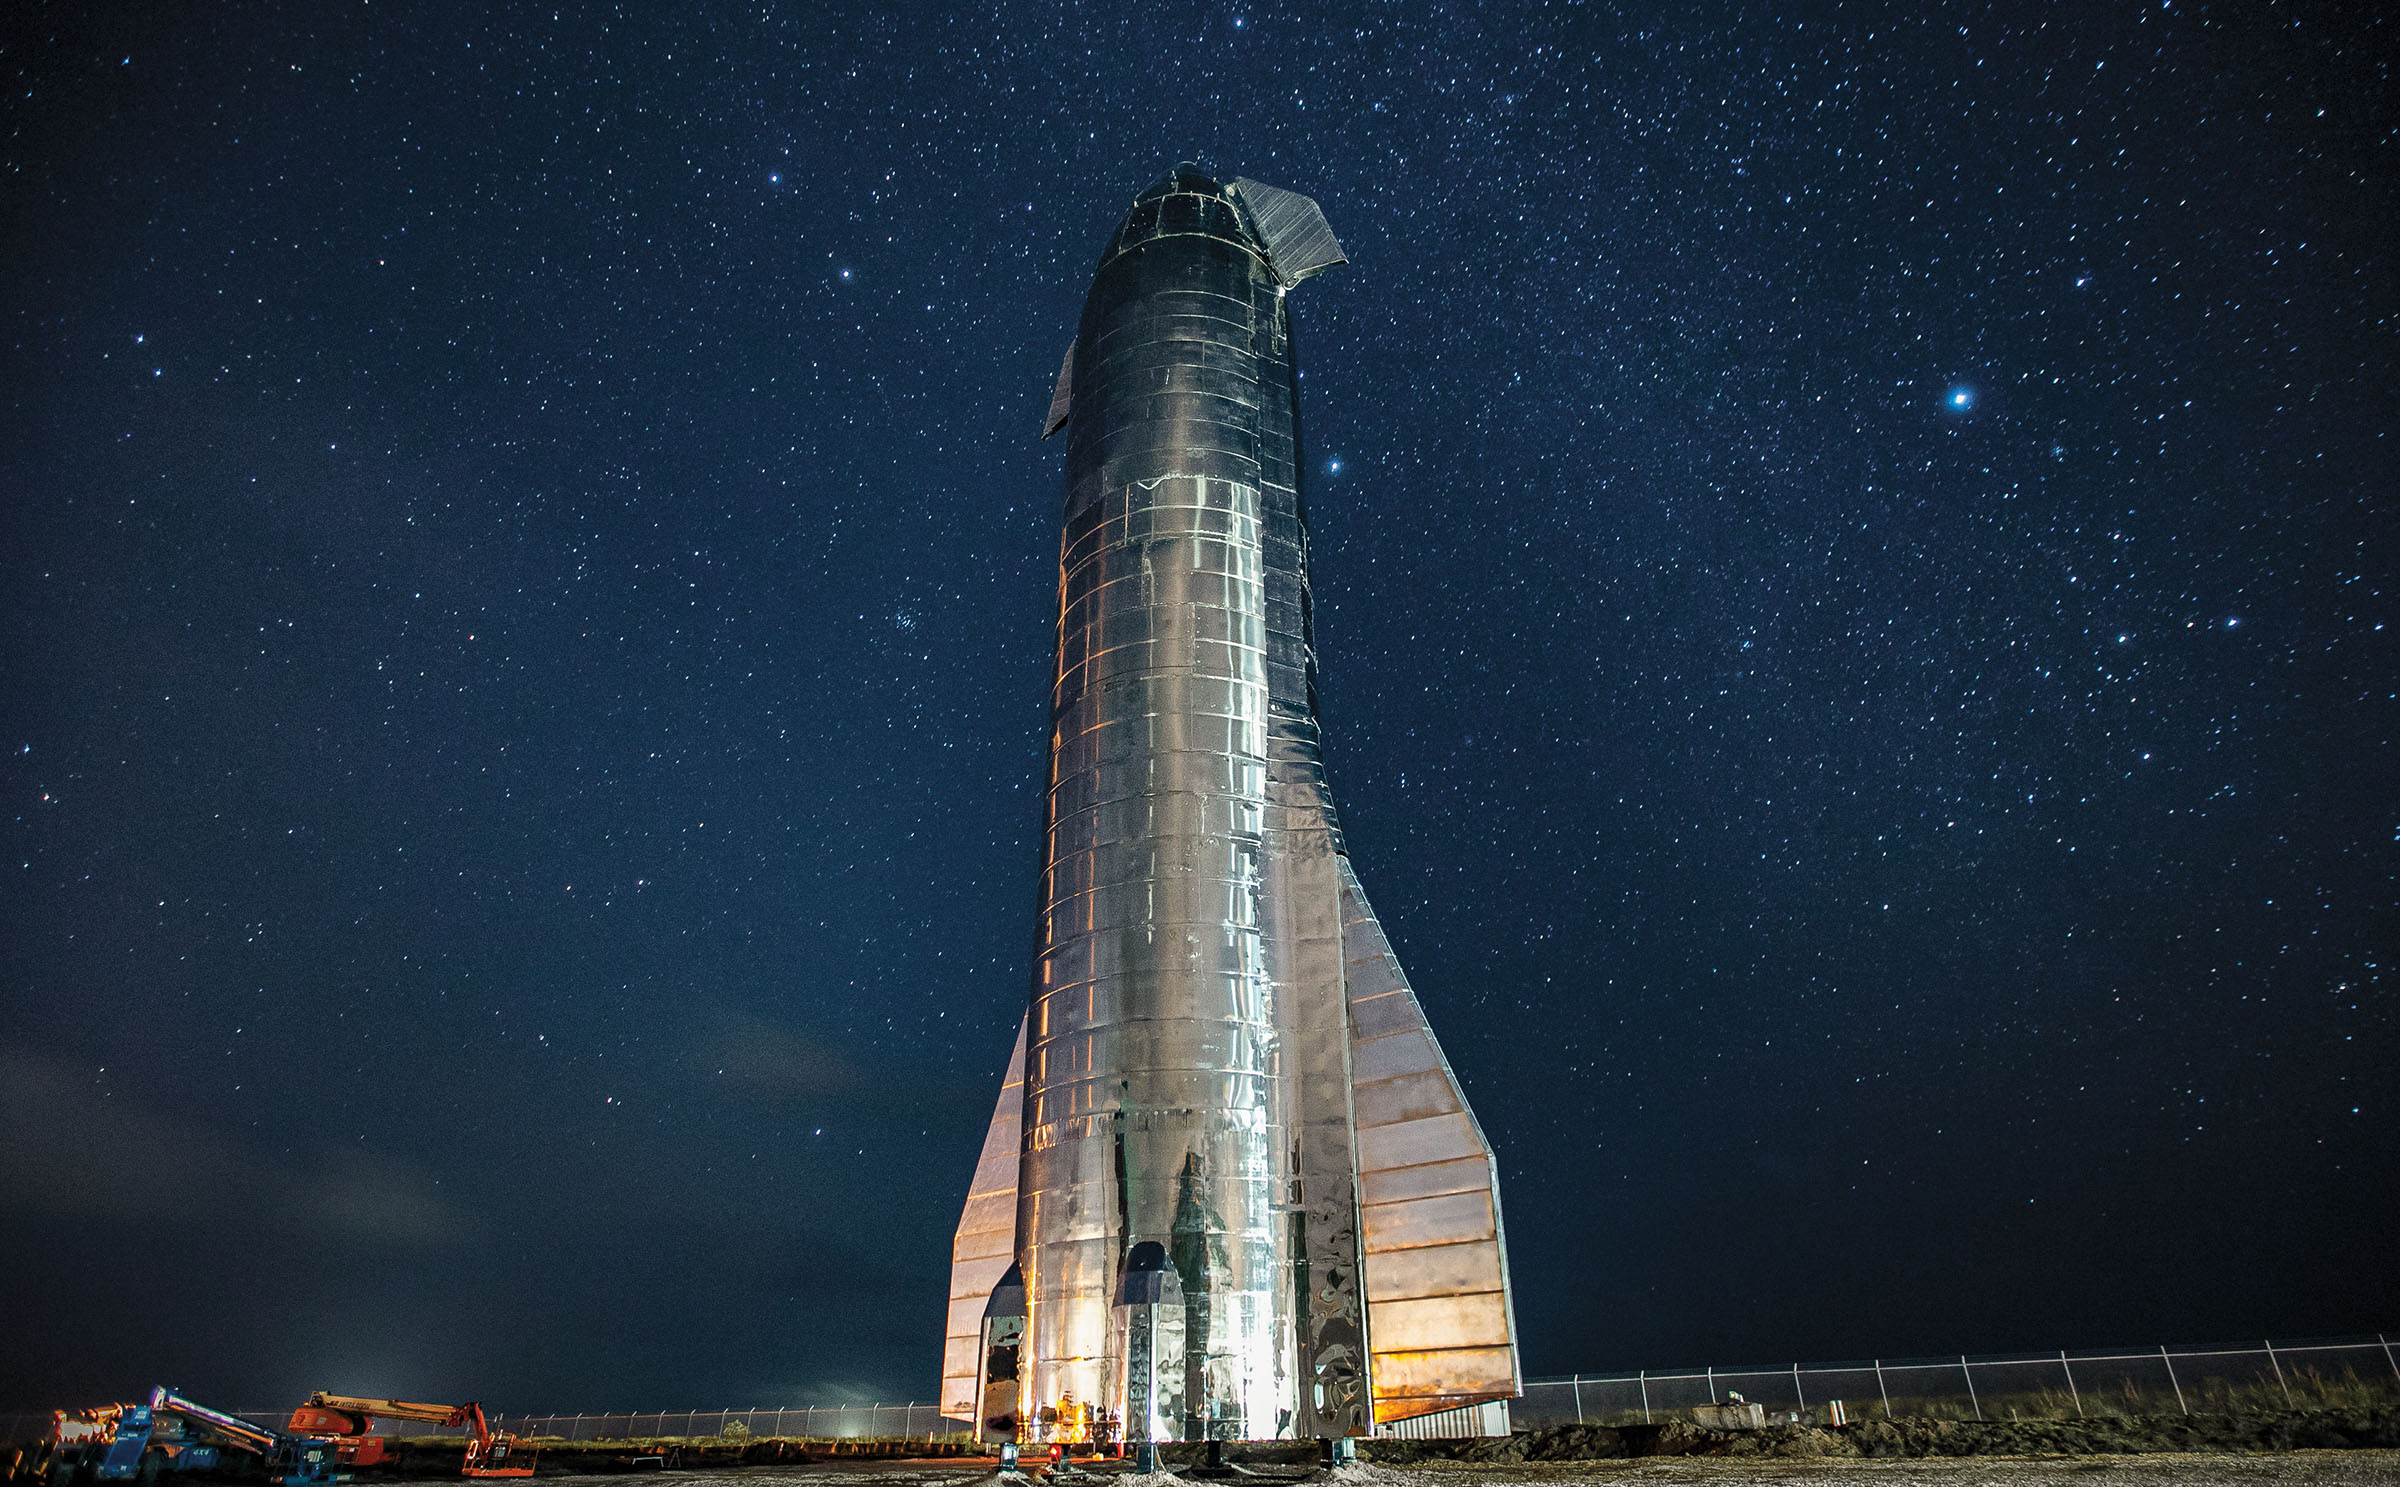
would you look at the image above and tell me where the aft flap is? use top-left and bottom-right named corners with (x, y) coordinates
top-left (1230, 178), bottom-right (1347, 287)
top-left (939, 1015), bottom-right (1026, 1422)
top-left (1042, 342), bottom-right (1074, 438)
top-left (1339, 855), bottom-right (1521, 1422)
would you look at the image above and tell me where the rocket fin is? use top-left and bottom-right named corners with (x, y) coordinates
top-left (1229, 178), bottom-right (1347, 287)
top-left (1266, 801), bottom-right (1373, 1436)
top-left (940, 1015), bottom-right (1027, 1423)
top-left (1338, 856), bottom-right (1522, 1423)
top-left (1042, 342), bottom-right (1074, 439)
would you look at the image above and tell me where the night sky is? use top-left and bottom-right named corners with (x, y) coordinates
top-left (4, 0), bottom-right (2392, 1416)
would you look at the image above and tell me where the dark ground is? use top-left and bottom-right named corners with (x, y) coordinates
top-left (284, 1409), bottom-right (2400, 1476)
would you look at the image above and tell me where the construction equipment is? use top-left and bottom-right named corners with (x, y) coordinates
top-left (146, 1390), bottom-right (340, 1486)
top-left (89, 1404), bottom-right (224, 1482)
top-left (25, 1405), bottom-right (124, 1484)
top-left (9, 1403), bottom-right (225, 1486)
top-left (284, 1395), bottom-right (532, 1478)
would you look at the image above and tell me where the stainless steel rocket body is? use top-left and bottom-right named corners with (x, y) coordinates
top-left (943, 166), bottom-right (1519, 1445)
top-left (1024, 167), bottom-right (1292, 1442)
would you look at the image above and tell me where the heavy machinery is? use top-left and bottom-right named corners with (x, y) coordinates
top-left (142, 1390), bottom-right (340, 1486)
top-left (86, 1404), bottom-right (223, 1482)
top-left (9, 1402), bottom-right (223, 1486)
top-left (283, 1396), bottom-right (531, 1478)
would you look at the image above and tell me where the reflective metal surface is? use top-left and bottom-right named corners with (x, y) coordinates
top-left (1229, 178), bottom-right (1347, 286)
top-left (945, 163), bottom-right (1515, 1443)
top-left (975, 1264), bottom-right (1027, 1443)
top-left (1024, 163), bottom-right (1289, 1444)
top-left (1340, 858), bottom-right (1522, 1422)
top-left (941, 1017), bottom-right (1025, 1422)
top-left (1109, 1241), bottom-right (1187, 1442)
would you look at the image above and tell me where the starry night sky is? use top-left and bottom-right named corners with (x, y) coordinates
top-left (3, 0), bottom-right (2392, 1415)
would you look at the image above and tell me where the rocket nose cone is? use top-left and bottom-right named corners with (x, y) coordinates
top-left (1098, 163), bottom-right (1258, 269)
top-left (1136, 161), bottom-right (1228, 201)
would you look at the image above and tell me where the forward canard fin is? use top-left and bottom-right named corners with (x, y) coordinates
top-left (1229, 178), bottom-right (1347, 287)
top-left (1042, 342), bottom-right (1074, 438)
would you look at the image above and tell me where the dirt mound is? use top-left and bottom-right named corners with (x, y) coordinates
top-left (1361, 1408), bottom-right (2400, 1463)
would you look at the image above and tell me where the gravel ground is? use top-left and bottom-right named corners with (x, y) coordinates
top-left (1367, 1457), bottom-right (2400, 1484)
top-left (511, 1456), bottom-right (2400, 1487)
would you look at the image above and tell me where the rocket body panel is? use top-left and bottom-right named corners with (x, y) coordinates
top-left (941, 1017), bottom-right (1027, 1423)
top-left (1337, 857), bottom-right (1522, 1422)
top-left (944, 165), bottom-right (1514, 1443)
top-left (1022, 167), bottom-right (1289, 1442)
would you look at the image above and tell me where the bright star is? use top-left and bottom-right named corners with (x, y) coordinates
top-left (1327, 458), bottom-right (1343, 474)
top-left (1946, 386), bottom-right (1975, 410)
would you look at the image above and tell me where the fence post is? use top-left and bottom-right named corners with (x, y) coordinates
top-left (2380, 1333), bottom-right (2400, 1386)
top-left (1792, 1364), bottom-right (1806, 1411)
top-left (1569, 1375), bottom-right (1583, 1423)
top-left (2160, 1348), bottom-right (2188, 1416)
top-left (2060, 1352), bottom-right (2082, 1417)
top-left (1961, 1357), bottom-right (1982, 1421)
top-left (1874, 1360), bottom-right (1890, 1418)
top-left (2264, 1341), bottom-right (2293, 1408)
top-left (1638, 1372), bottom-right (1650, 1424)
top-left (1707, 1367), bottom-right (1717, 1405)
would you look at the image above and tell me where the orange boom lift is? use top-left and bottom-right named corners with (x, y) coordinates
top-left (285, 1395), bottom-right (534, 1478)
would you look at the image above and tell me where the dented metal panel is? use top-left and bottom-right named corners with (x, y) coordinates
top-left (941, 1018), bottom-right (1027, 1422)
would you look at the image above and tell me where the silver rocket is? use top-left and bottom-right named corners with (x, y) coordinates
top-left (941, 165), bottom-right (1518, 1445)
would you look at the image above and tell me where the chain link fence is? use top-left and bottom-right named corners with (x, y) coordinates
top-left (1517, 1334), bottom-right (2400, 1426)
top-left (486, 1403), bottom-right (950, 1441)
top-left (0, 1404), bottom-right (950, 1448)
top-left (9, 1334), bottom-right (2395, 1446)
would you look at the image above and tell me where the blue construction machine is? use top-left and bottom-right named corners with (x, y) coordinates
top-left (9, 1389), bottom-right (342, 1487)
top-left (137, 1391), bottom-right (342, 1486)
